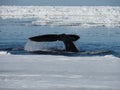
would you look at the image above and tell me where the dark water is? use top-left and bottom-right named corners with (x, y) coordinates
top-left (0, 19), bottom-right (120, 57)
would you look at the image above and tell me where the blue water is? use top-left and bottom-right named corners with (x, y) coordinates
top-left (0, 19), bottom-right (120, 57)
top-left (0, 0), bottom-right (120, 6)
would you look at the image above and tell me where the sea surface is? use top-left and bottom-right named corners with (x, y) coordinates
top-left (0, 0), bottom-right (120, 6)
top-left (0, 5), bottom-right (120, 57)
top-left (0, 19), bottom-right (120, 57)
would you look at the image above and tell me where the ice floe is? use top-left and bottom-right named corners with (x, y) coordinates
top-left (0, 6), bottom-right (120, 27)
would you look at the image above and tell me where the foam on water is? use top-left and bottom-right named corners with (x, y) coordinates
top-left (24, 40), bottom-right (65, 52)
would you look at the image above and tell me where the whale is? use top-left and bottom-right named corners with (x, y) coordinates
top-left (29, 34), bottom-right (80, 52)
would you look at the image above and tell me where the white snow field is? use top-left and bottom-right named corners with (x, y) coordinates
top-left (0, 6), bottom-right (120, 28)
top-left (0, 52), bottom-right (120, 90)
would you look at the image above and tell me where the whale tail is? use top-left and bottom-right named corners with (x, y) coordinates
top-left (59, 34), bottom-right (79, 52)
top-left (29, 34), bottom-right (80, 52)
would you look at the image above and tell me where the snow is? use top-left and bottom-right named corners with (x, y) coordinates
top-left (0, 6), bottom-right (120, 27)
top-left (0, 53), bottom-right (120, 90)
top-left (0, 51), bottom-right (10, 55)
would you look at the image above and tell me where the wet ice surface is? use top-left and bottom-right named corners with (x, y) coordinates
top-left (0, 55), bottom-right (120, 90)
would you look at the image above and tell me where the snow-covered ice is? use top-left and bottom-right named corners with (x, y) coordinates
top-left (0, 51), bottom-right (10, 55)
top-left (0, 6), bottom-right (120, 28)
top-left (0, 53), bottom-right (120, 90)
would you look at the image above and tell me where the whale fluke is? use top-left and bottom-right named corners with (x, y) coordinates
top-left (28, 34), bottom-right (80, 52)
